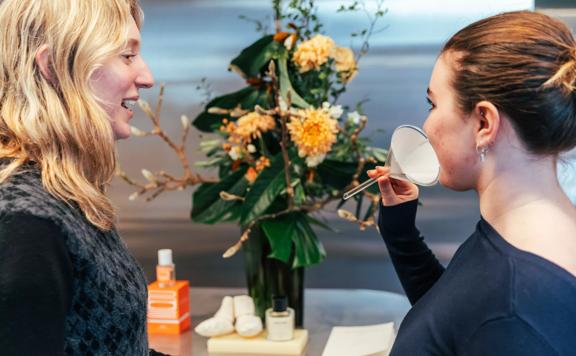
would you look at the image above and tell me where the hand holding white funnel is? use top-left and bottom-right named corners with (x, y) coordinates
top-left (342, 125), bottom-right (440, 200)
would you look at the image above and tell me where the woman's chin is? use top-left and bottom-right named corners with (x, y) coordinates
top-left (114, 132), bottom-right (131, 140)
top-left (112, 124), bottom-right (132, 140)
top-left (439, 174), bottom-right (473, 191)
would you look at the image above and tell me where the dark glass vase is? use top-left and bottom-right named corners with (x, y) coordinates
top-left (242, 226), bottom-right (304, 327)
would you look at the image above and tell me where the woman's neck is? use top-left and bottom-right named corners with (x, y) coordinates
top-left (477, 152), bottom-right (576, 276)
top-left (477, 154), bottom-right (573, 227)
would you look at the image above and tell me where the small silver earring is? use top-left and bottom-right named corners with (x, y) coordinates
top-left (476, 146), bottom-right (488, 162)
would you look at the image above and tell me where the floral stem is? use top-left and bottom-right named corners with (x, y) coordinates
top-left (350, 115), bottom-right (368, 158)
top-left (357, 0), bottom-right (387, 63)
top-left (273, 0), bottom-right (282, 33)
top-left (280, 94), bottom-right (295, 209)
top-left (268, 60), bottom-right (295, 209)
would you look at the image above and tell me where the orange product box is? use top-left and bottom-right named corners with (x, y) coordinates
top-left (147, 280), bottom-right (191, 334)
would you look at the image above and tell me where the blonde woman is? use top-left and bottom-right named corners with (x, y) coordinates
top-left (369, 11), bottom-right (576, 355)
top-left (0, 0), bottom-right (163, 355)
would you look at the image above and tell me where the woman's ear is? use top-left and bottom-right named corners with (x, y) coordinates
top-left (474, 101), bottom-right (500, 147)
top-left (34, 44), bottom-right (53, 82)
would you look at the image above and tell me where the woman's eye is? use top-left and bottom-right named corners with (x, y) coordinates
top-left (122, 54), bottom-right (136, 62)
top-left (426, 97), bottom-right (436, 111)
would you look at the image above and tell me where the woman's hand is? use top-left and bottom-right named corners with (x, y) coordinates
top-left (367, 166), bottom-right (419, 206)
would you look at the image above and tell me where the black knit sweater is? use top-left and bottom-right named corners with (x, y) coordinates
top-left (0, 163), bottom-right (152, 355)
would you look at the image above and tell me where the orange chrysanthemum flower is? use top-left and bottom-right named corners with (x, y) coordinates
top-left (333, 47), bottom-right (357, 82)
top-left (229, 112), bottom-right (276, 144)
top-left (292, 34), bottom-right (336, 73)
top-left (287, 107), bottom-right (339, 167)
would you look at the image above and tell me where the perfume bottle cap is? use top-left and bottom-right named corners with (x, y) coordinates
top-left (158, 249), bottom-right (173, 266)
top-left (272, 296), bottom-right (288, 312)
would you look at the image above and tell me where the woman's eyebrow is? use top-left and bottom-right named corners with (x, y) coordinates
top-left (127, 38), bottom-right (140, 50)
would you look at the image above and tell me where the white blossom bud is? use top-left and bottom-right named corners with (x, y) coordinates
top-left (181, 115), bottom-right (189, 130)
top-left (337, 209), bottom-right (358, 222)
top-left (208, 107), bottom-right (230, 114)
top-left (222, 242), bottom-right (242, 258)
top-left (219, 191), bottom-right (244, 201)
top-left (141, 169), bottom-right (156, 183)
top-left (138, 100), bottom-right (155, 118)
top-left (130, 126), bottom-right (146, 137)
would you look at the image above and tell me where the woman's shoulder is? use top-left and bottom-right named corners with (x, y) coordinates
top-left (0, 212), bottom-right (66, 243)
top-left (0, 165), bottom-right (81, 229)
top-left (498, 257), bottom-right (576, 356)
top-left (449, 218), bottom-right (576, 318)
top-left (0, 160), bottom-right (43, 196)
top-left (510, 245), bottom-right (576, 306)
top-left (480, 209), bottom-right (576, 280)
top-left (452, 222), bottom-right (576, 354)
top-left (491, 220), bottom-right (576, 340)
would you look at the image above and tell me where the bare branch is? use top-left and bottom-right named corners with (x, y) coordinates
top-left (119, 84), bottom-right (218, 202)
top-left (154, 84), bottom-right (165, 125)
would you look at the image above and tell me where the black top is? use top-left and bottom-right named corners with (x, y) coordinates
top-left (0, 213), bottom-right (168, 356)
top-left (0, 213), bottom-right (73, 355)
top-left (379, 199), bottom-right (576, 356)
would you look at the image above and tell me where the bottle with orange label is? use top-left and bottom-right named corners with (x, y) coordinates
top-left (156, 249), bottom-right (176, 288)
top-left (148, 248), bottom-right (190, 336)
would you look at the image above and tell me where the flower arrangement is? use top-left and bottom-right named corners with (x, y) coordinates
top-left (120, 0), bottom-right (387, 323)
top-left (188, 0), bottom-right (388, 264)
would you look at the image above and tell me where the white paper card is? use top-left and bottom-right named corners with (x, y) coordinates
top-left (321, 322), bottom-right (395, 356)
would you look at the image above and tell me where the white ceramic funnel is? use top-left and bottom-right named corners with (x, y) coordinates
top-left (342, 125), bottom-right (440, 200)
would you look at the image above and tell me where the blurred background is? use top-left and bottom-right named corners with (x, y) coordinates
top-left (113, 0), bottom-right (575, 294)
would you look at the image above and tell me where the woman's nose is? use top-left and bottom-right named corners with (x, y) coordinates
top-left (422, 117), bottom-right (431, 137)
top-left (136, 60), bottom-right (154, 89)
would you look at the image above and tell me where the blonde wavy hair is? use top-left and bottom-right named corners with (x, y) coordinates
top-left (0, 0), bottom-right (143, 231)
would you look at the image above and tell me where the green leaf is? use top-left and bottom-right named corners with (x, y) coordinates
top-left (316, 159), bottom-right (357, 190)
top-left (358, 161), bottom-right (382, 195)
top-left (307, 215), bottom-right (338, 233)
top-left (366, 146), bottom-right (388, 163)
top-left (277, 54), bottom-right (311, 109)
top-left (292, 214), bottom-right (326, 268)
top-left (261, 218), bottom-right (293, 264)
top-left (229, 35), bottom-right (280, 79)
top-left (199, 139), bottom-right (223, 153)
top-left (240, 154), bottom-right (288, 226)
top-left (194, 156), bottom-right (225, 168)
top-left (192, 86), bottom-right (272, 132)
top-left (191, 168), bottom-right (248, 224)
top-left (260, 212), bottom-right (326, 268)
top-left (317, 159), bottom-right (381, 194)
top-left (293, 180), bottom-right (306, 206)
